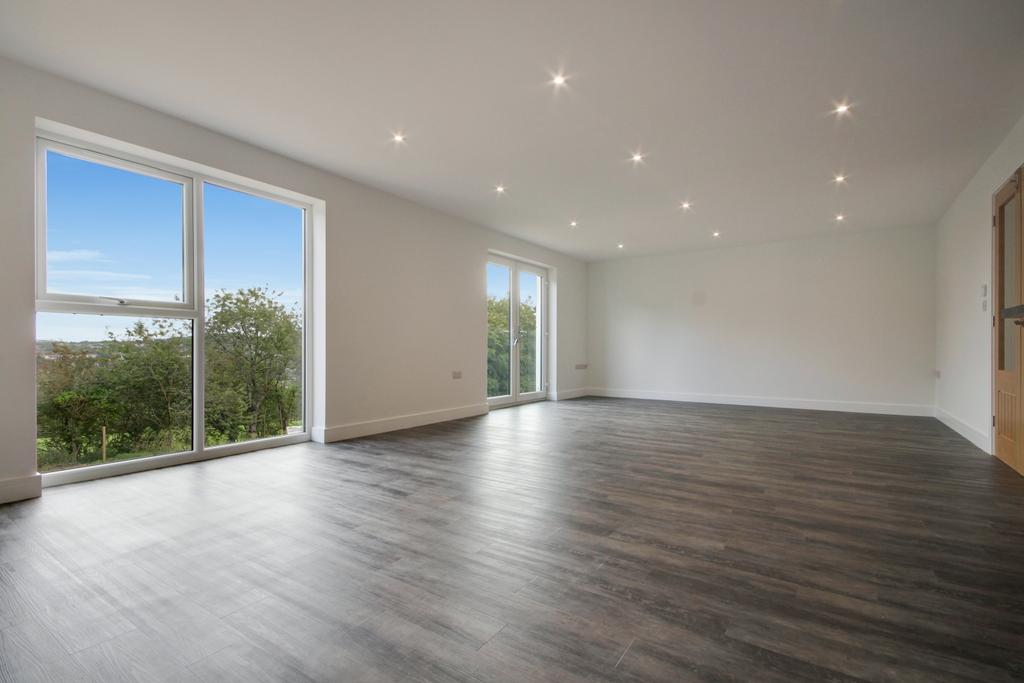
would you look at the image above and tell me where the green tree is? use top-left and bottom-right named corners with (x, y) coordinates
top-left (105, 319), bottom-right (192, 454)
top-left (205, 287), bottom-right (302, 442)
top-left (487, 296), bottom-right (511, 397)
top-left (487, 295), bottom-right (538, 397)
top-left (36, 342), bottom-right (110, 466)
top-left (518, 296), bottom-right (537, 392)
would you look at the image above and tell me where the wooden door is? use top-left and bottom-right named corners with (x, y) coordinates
top-left (993, 169), bottom-right (1023, 474)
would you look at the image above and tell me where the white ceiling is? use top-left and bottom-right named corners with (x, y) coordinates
top-left (3, 0), bottom-right (1024, 261)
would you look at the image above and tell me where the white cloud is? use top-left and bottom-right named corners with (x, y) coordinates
top-left (49, 270), bottom-right (152, 281)
top-left (46, 249), bottom-right (104, 263)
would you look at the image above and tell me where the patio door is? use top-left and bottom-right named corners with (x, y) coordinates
top-left (486, 257), bottom-right (547, 406)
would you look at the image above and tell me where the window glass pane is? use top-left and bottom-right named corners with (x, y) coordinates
top-left (487, 263), bottom-right (512, 398)
top-left (203, 183), bottom-right (304, 446)
top-left (44, 150), bottom-right (186, 302)
top-left (36, 313), bottom-right (193, 472)
top-left (519, 271), bottom-right (542, 394)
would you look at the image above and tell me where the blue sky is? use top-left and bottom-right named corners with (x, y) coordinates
top-left (486, 262), bottom-right (509, 299)
top-left (487, 262), bottom-right (539, 304)
top-left (45, 151), bottom-right (184, 303)
top-left (39, 151), bottom-right (303, 342)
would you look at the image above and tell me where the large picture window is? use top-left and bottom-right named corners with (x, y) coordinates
top-left (35, 133), bottom-right (312, 479)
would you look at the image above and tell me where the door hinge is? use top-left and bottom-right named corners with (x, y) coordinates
top-left (993, 415), bottom-right (997, 427)
top-left (993, 214), bottom-right (997, 228)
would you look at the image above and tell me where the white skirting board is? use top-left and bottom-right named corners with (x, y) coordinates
top-left (314, 402), bottom-right (489, 442)
top-left (934, 407), bottom-right (992, 454)
top-left (584, 388), bottom-right (935, 417)
top-left (582, 389), bottom-right (995, 452)
top-left (0, 473), bottom-right (41, 504)
top-left (550, 387), bottom-right (590, 401)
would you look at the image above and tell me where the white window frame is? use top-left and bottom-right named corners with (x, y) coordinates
top-left (35, 125), bottom-right (317, 487)
top-left (36, 139), bottom-right (197, 316)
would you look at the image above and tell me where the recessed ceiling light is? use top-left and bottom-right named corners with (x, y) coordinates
top-left (551, 72), bottom-right (567, 87)
top-left (835, 213), bottom-right (845, 222)
top-left (712, 231), bottom-right (720, 238)
top-left (617, 243), bottom-right (624, 249)
top-left (570, 220), bottom-right (578, 228)
top-left (495, 184), bottom-right (506, 194)
top-left (833, 102), bottom-right (851, 115)
top-left (680, 201), bottom-right (692, 210)
top-left (834, 174), bottom-right (846, 183)
top-left (392, 132), bottom-right (406, 143)
top-left (631, 152), bottom-right (645, 164)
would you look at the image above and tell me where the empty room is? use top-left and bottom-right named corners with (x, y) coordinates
top-left (1, 1), bottom-right (1024, 681)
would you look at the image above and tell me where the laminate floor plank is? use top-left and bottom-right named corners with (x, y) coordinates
top-left (1, 397), bottom-right (1023, 681)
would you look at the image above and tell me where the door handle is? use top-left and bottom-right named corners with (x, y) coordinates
top-left (1014, 320), bottom-right (1024, 326)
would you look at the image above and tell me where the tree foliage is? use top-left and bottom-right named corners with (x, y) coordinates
top-left (205, 288), bottom-right (302, 443)
top-left (487, 295), bottom-right (538, 397)
top-left (36, 287), bottom-right (302, 471)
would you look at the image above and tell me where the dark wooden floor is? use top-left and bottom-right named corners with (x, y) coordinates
top-left (2, 397), bottom-right (1024, 682)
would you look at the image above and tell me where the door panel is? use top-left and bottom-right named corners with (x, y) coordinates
top-left (993, 169), bottom-right (1023, 475)
top-left (518, 269), bottom-right (544, 398)
top-left (486, 261), bottom-right (513, 400)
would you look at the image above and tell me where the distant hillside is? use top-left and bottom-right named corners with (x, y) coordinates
top-left (36, 339), bottom-right (112, 355)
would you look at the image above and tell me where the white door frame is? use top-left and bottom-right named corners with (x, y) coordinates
top-left (487, 256), bottom-right (548, 408)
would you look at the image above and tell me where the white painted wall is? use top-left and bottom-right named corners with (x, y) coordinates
top-left (934, 112), bottom-right (1024, 453)
top-left (0, 57), bottom-right (589, 502)
top-left (587, 226), bottom-right (937, 415)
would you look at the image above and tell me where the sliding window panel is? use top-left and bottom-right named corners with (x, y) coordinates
top-left (202, 183), bottom-right (305, 446)
top-left (36, 313), bottom-right (194, 473)
top-left (41, 146), bottom-right (189, 306)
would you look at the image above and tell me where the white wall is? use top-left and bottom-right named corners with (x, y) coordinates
top-left (0, 57), bottom-right (589, 502)
top-left (935, 111), bottom-right (1024, 453)
top-left (588, 225), bottom-right (936, 415)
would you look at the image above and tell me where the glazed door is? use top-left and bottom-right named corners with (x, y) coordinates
top-left (486, 257), bottom-right (547, 406)
top-left (993, 169), bottom-right (1023, 475)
